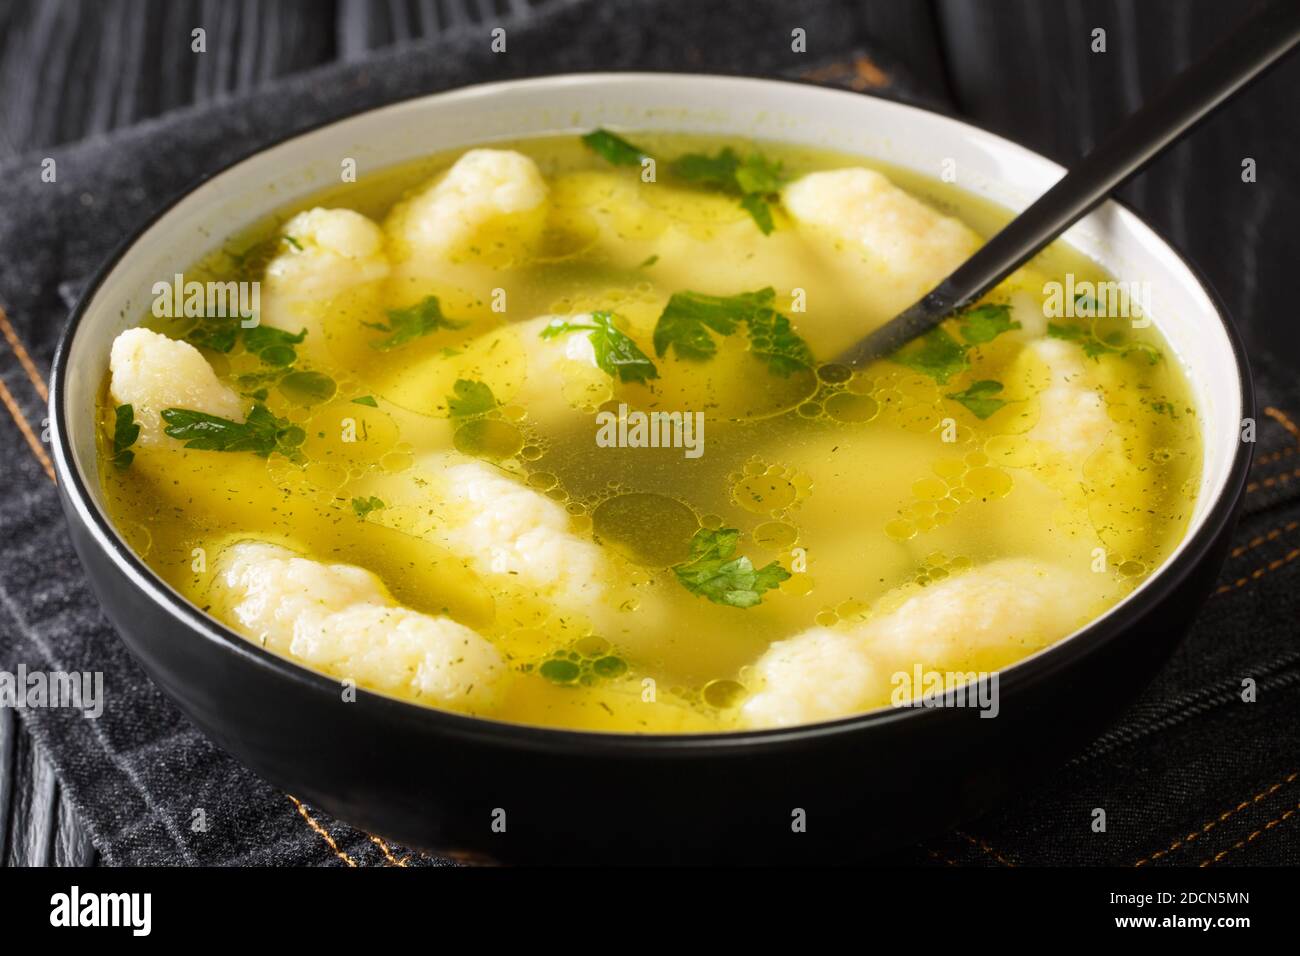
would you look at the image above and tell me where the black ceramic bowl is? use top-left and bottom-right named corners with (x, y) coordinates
top-left (49, 75), bottom-right (1253, 863)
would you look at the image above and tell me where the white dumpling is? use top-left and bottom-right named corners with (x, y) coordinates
top-left (431, 456), bottom-right (607, 607)
top-left (108, 328), bottom-right (243, 446)
top-left (1025, 338), bottom-right (1111, 461)
top-left (741, 558), bottom-right (1099, 728)
top-left (211, 541), bottom-right (507, 711)
top-left (394, 149), bottom-right (547, 259)
top-left (782, 167), bottom-right (980, 293)
top-left (258, 207), bottom-right (390, 338)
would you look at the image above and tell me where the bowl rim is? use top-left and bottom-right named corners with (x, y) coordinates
top-left (48, 71), bottom-right (1256, 755)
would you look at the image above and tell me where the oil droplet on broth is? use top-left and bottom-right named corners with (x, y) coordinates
top-left (592, 492), bottom-right (698, 567)
top-left (824, 391), bottom-right (879, 423)
top-left (453, 418), bottom-right (525, 460)
top-left (753, 520), bottom-right (798, 549)
top-left (731, 466), bottom-right (800, 515)
top-left (702, 679), bottom-right (747, 709)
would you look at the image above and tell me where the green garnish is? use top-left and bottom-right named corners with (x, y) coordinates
top-left (538, 658), bottom-right (582, 684)
top-left (365, 295), bottom-right (468, 350)
top-left (109, 404), bottom-right (140, 469)
top-left (889, 327), bottom-right (969, 384)
top-left (652, 287), bottom-right (812, 375)
top-left (638, 254), bottom-right (659, 268)
top-left (946, 380), bottom-right (1008, 419)
top-left (243, 324), bottom-right (306, 367)
top-left (447, 379), bottom-right (498, 418)
top-left (1048, 320), bottom-right (1161, 364)
top-left (184, 314), bottom-right (241, 353)
top-left (278, 370), bottom-right (337, 405)
top-left (351, 496), bottom-right (385, 519)
top-left (671, 527), bottom-right (791, 609)
top-left (228, 234), bottom-right (300, 281)
top-left (671, 148), bottom-right (786, 234)
top-left (161, 403), bottom-right (305, 460)
top-left (580, 129), bottom-right (651, 167)
top-left (540, 312), bottom-right (659, 384)
top-left (351, 395), bottom-right (379, 407)
top-left (582, 129), bottom-right (785, 234)
top-left (957, 304), bottom-right (1021, 344)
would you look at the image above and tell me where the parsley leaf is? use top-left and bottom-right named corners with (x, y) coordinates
top-left (184, 314), bottom-right (242, 353)
top-left (161, 403), bottom-right (305, 459)
top-left (540, 312), bottom-right (659, 384)
top-left (652, 287), bottom-right (811, 374)
top-left (110, 404), bottom-right (140, 469)
top-left (672, 527), bottom-right (791, 609)
top-left (671, 147), bottom-right (786, 234)
top-left (351, 496), bottom-right (385, 519)
top-left (958, 304), bottom-right (1021, 344)
top-left (351, 395), bottom-right (379, 407)
top-left (243, 324), bottom-right (306, 367)
top-left (890, 327), bottom-right (969, 384)
top-left (228, 234), bottom-right (300, 282)
top-left (365, 295), bottom-right (468, 350)
top-left (946, 380), bottom-right (1008, 419)
top-left (745, 305), bottom-right (815, 376)
top-left (581, 129), bottom-right (652, 166)
top-left (447, 379), bottom-right (498, 418)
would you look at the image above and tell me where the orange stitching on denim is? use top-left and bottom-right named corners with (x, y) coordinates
top-left (1264, 407), bottom-right (1300, 446)
top-left (955, 830), bottom-right (1016, 866)
top-left (1254, 446), bottom-right (1296, 468)
top-left (0, 305), bottom-right (49, 402)
top-left (1201, 801), bottom-right (1300, 866)
top-left (1134, 771), bottom-right (1299, 866)
top-left (369, 834), bottom-right (409, 866)
top-left (1246, 465), bottom-right (1300, 494)
top-left (1229, 521), bottom-right (1299, 558)
top-left (287, 795), bottom-right (357, 867)
top-left (0, 374), bottom-right (56, 482)
top-left (1214, 548), bottom-right (1300, 595)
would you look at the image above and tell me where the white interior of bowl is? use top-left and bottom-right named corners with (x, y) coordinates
top-left (58, 73), bottom-right (1243, 633)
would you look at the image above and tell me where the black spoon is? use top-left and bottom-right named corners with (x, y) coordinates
top-left (837, 0), bottom-right (1300, 369)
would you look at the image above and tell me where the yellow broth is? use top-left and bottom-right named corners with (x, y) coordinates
top-left (96, 133), bottom-right (1201, 732)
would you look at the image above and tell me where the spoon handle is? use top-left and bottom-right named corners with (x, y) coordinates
top-left (838, 0), bottom-right (1300, 367)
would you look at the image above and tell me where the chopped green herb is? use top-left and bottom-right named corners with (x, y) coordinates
top-left (671, 147), bottom-right (786, 234)
top-left (539, 658), bottom-right (582, 684)
top-left (365, 295), bottom-right (468, 350)
top-left (671, 527), bottom-right (791, 609)
top-left (652, 287), bottom-right (811, 374)
top-left (447, 379), bottom-right (498, 418)
top-left (946, 380), bottom-right (1008, 419)
top-left (958, 304), bottom-right (1021, 344)
top-left (110, 404), bottom-right (140, 469)
top-left (184, 314), bottom-right (241, 353)
top-left (351, 496), bottom-right (385, 519)
top-left (161, 403), bottom-right (304, 460)
top-left (243, 324), bottom-right (306, 367)
top-left (540, 312), bottom-right (659, 384)
top-left (745, 303), bottom-right (815, 375)
top-left (228, 234), bottom-right (300, 281)
top-left (1048, 321), bottom-right (1161, 364)
top-left (278, 370), bottom-right (337, 405)
top-left (351, 395), bottom-right (379, 407)
top-left (889, 326), bottom-right (969, 384)
top-left (638, 254), bottom-right (659, 268)
top-left (581, 129), bottom-right (651, 167)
